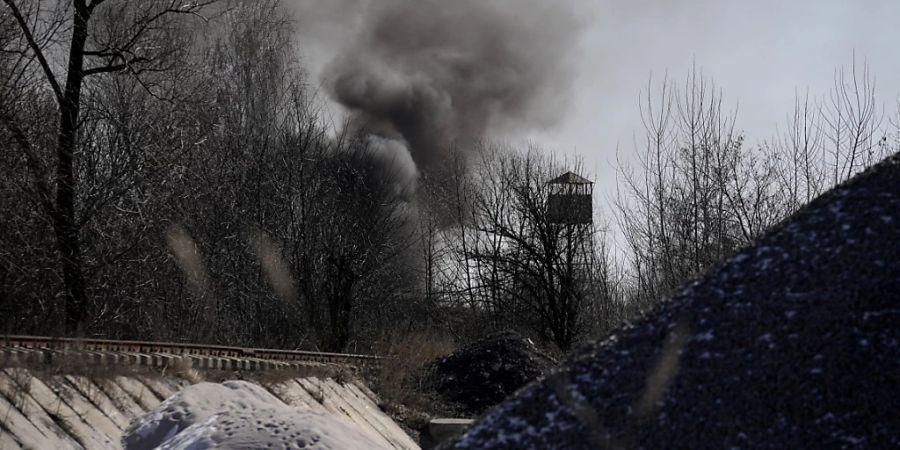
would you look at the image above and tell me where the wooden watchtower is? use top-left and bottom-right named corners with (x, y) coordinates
top-left (547, 171), bottom-right (594, 278)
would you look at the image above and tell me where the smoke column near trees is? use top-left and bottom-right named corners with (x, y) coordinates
top-left (292, 0), bottom-right (585, 191)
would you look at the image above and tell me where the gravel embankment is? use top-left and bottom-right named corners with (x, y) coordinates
top-left (449, 153), bottom-right (900, 449)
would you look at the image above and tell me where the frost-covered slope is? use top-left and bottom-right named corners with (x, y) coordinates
top-left (0, 370), bottom-right (418, 449)
top-left (450, 154), bottom-right (900, 449)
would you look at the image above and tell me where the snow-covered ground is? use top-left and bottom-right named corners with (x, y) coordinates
top-left (123, 380), bottom-right (390, 450)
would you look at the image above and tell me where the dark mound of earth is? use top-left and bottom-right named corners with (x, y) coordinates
top-left (448, 155), bottom-right (900, 449)
top-left (432, 332), bottom-right (555, 416)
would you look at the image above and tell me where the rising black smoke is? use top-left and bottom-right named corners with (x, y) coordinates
top-left (292, 0), bottom-right (584, 191)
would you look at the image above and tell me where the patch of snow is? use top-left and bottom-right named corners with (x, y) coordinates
top-left (731, 254), bottom-right (749, 264)
top-left (155, 407), bottom-right (382, 450)
top-left (862, 309), bottom-right (900, 321)
top-left (691, 330), bottom-right (715, 342)
top-left (122, 380), bottom-right (389, 450)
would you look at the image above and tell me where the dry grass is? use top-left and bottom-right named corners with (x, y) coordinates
top-left (247, 362), bottom-right (357, 388)
top-left (165, 356), bottom-right (203, 384)
top-left (370, 331), bottom-right (457, 423)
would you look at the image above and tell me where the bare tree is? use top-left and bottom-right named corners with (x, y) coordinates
top-left (284, 135), bottom-right (418, 352)
top-left (617, 58), bottom-right (896, 314)
top-left (616, 68), bottom-right (756, 307)
top-left (1, 0), bottom-right (217, 333)
top-left (761, 56), bottom-right (894, 232)
top-left (821, 55), bottom-right (886, 184)
top-left (451, 143), bottom-right (612, 351)
top-left (766, 91), bottom-right (826, 212)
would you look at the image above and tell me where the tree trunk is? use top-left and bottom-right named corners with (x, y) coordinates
top-left (56, 2), bottom-right (90, 334)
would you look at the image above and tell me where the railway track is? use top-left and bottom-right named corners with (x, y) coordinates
top-left (1, 335), bottom-right (380, 371)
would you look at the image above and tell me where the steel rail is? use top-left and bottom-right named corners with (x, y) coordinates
top-left (1, 335), bottom-right (380, 366)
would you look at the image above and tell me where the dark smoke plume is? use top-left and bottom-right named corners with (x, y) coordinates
top-left (294, 0), bottom-right (585, 189)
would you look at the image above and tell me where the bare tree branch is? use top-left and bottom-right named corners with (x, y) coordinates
top-left (2, 0), bottom-right (63, 102)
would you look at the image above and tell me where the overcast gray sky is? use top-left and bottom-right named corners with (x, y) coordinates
top-left (525, 0), bottom-right (900, 202)
top-left (294, 0), bottom-right (900, 209)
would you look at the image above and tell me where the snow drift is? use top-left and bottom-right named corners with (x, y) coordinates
top-left (123, 380), bottom-right (389, 450)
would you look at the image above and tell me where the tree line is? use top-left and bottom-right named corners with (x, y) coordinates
top-left (1, 1), bottom-right (896, 353)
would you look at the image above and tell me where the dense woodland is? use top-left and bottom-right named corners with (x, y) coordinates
top-left (1, 1), bottom-right (897, 354)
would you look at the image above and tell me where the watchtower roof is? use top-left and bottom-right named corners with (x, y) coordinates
top-left (548, 171), bottom-right (593, 185)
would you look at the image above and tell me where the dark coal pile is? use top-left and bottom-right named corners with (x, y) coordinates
top-left (432, 332), bottom-right (556, 416)
top-left (448, 154), bottom-right (900, 449)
